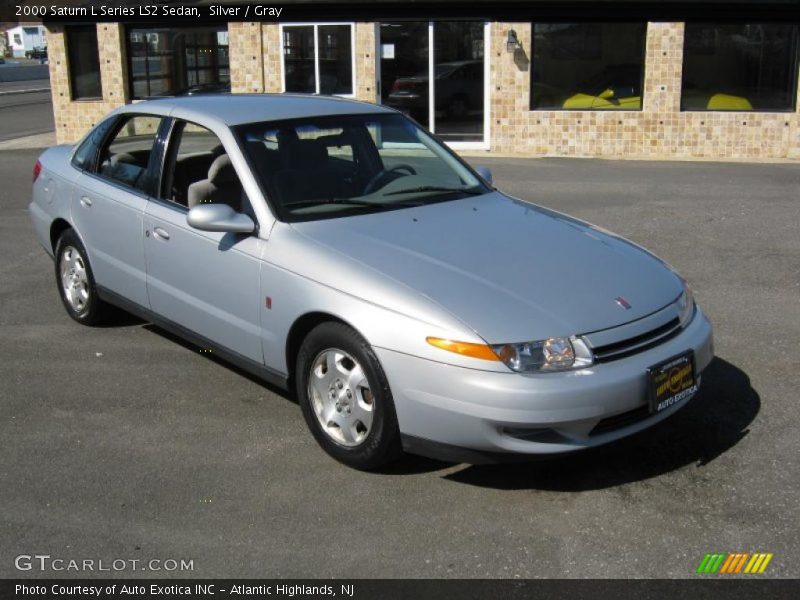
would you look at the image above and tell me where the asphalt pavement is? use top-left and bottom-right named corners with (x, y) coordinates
top-left (0, 149), bottom-right (798, 578)
top-left (0, 82), bottom-right (54, 142)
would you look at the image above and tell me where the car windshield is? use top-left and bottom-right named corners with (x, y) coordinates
top-left (234, 113), bottom-right (488, 222)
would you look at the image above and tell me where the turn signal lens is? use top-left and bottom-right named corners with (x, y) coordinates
top-left (426, 337), bottom-right (500, 361)
top-left (32, 160), bottom-right (42, 183)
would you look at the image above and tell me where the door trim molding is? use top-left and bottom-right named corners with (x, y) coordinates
top-left (96, 285), bottom-right (290, 391)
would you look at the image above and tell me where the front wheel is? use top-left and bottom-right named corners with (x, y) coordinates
top-left (296, 322), bottom-right (402, 470)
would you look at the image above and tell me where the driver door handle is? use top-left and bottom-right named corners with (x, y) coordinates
top-left (153, 227), bottom-right (170, 241)
top-left (79, 196), bottom-right (92, 208)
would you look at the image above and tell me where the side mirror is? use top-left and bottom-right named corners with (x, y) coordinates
top-left (187, 203), bottom-right (255, 234)
top-left (475, 165), bottom-right (493, 185)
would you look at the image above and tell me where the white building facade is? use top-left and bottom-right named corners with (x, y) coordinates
top-left (6, 25), bottom-right (47, 58)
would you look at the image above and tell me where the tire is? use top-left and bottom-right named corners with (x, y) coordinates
top-left (296, 322), bottom-right (403, 470)
top-left (54, 229), bottom-right (111, 326)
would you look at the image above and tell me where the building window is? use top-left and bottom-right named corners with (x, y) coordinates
top-left (282, 24), bottom-right (354, 95)
top-left (13, 34), bottom-right (22, 45)
top-left (127, 26), bottom-right (229, 99)
top-left (682, 23), bottom-right (799, 111)
top-left (530, 23), bottom-right (647, 110)
top-left (66, 26), bottom-right (102, 100)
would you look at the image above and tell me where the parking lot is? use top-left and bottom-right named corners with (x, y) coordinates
top-left (1, 148), bottom-right (798, 578)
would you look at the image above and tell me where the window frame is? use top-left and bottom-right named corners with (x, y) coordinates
top-left (680, 22), bottom-right (800, 113)
top-left (529, 22), bottom-right (648, 112)
top-left (279, 22), bottom-right (357, 97)
top-left (65, 25), bottom-right (102, 101)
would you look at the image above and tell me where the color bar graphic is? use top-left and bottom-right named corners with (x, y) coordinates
top-left (697, 552), bottom-right (773, 574)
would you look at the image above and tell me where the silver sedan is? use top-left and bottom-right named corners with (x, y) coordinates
top-left (29, 95), bottom-right (713, 469)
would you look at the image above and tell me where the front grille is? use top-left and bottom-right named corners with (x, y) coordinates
top-left (591, 404), bottom-right (650, 435)
top-left (591, 317), bottom-right (682, 363)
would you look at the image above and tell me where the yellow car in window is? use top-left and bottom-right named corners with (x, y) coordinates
top-left (563, 87), bottom-right (753, 111)
top-left (563, 87), bottom-right (642, 110)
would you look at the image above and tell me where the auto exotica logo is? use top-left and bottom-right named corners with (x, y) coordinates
top-left (696, 552), bottom-right (774, 574)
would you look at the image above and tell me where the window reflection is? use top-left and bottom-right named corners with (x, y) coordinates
top-left (682, 23), bottom-right (799, 111)
top-left (531, 23), bottom-right (646, 110)
top-left (283, 24), bottom-right (353, 95)
top-left (128, 27), bottom-right (229, 98)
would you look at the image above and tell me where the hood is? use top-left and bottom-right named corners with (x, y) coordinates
top-left (290, 192), bottom-right (682, 343)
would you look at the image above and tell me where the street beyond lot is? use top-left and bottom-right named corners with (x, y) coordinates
top-left (0, 86), bottom-right (54, 142)
top-left (0, 149), bottom-right (798, 578)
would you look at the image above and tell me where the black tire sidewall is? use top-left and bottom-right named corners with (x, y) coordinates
top-left (296, 322), bottom-right (402, 470)
top-left (54, 230), bottom-right (103, 325)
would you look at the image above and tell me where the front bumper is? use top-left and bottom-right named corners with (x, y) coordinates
top-left (375, 308), bottom-right (713, 463)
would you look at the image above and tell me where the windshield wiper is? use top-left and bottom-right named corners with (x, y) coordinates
top-left (284, 198), bottom-right (425, 209)
top-left (382, 186), bottom-right (484, 197)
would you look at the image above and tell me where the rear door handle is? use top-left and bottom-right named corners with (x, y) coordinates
top-left (153, 227), bottom-right (170, 241)
top-left (79, 196), bottom-right (92, 208)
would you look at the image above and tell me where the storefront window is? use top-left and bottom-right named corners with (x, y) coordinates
top-left (530, 23), bottom-right (646, 110)
top-left (282, 24), bottom-right (354, 95)
top-left (127, 26), bottom-right (229, 99)
top-left (67, 26), bottom-right (102, 100)
top-left (682, 23), bottom-right (799, 111)
top-left (379, 22), bottom-right (486, 143)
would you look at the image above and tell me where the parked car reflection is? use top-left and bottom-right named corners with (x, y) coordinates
top-left (385, 60), bottom-right (484, 122)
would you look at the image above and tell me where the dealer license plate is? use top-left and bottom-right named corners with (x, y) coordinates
top-left (647, 351), bottom-right (697, 414)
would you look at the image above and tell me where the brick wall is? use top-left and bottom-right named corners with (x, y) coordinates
top-left (489, 22), bottom-right (800, 159)
top-left (48, 24), bottom-right (128, 144)
top-left (229, 22), bottom-right (264, 94)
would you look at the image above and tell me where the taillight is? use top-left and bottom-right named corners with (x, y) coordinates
top-left (32, 160), bottom-right (42, 183)
top-left (392, 80), bottom-right (411, 91)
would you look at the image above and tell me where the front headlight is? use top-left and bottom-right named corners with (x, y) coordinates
top-left (677, 281), bottom-right (695, 327)
top-left (491, 336), bottom-right (594, 373)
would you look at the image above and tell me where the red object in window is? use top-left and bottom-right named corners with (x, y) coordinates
top-left (392, 80), bottom-right (414, 92)
top-left (32, 160), bottom-right (42, 183)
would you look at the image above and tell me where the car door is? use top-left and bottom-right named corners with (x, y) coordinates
top-left (71, 114), bottom-right (163, 308)
top-left (143, 119), bottom-right (265, 364)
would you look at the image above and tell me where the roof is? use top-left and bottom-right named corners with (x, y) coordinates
top-left (129, 94), bottom-right (393, 127)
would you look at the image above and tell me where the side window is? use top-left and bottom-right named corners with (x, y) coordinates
top-left (164, 121), bottom-right (246, 213)
top-left (72, 117), bottom-right (116, 171)
top-left (97, 115), bottom-right (161, 193)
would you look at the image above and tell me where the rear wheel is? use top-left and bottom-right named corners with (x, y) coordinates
top-left (54, 229), bottom-right (110, 325)
top-left (296, 322), bottom-right (402, 470)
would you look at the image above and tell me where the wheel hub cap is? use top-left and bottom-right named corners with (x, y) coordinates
top-left (59, 246), bottom-right (90, 313)
top-left (308, 349), bottom-right (374, 447)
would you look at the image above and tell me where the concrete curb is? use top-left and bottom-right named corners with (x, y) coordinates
top-left (0, 131), bottom-right (57, 151)
top-left (0, 87), bottom-right (51, 96)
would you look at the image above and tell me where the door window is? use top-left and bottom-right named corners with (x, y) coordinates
top-left (163, 121), bottom-right (247, 214)
top-left (97, 115), bottom-right (162, 193)
top-left (72, 117), bottom-right (117, 171)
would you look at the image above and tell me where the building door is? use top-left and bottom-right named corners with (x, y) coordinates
top-left (378, 22), bottom-right (488, 148)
